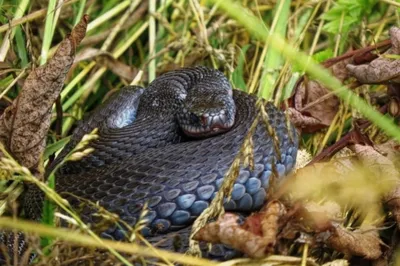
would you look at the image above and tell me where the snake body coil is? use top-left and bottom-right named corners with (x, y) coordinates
top-left (2, 67), bottom-right (298, 262)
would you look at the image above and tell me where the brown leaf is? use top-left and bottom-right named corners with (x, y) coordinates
top-left (260, 200), bottom-right (286, 247)
top-left (351, 144), bottom-right (399, 180)
top-left (374, 140), bottom-right (400, 169)
top-left (74, 47), bottom-right (109, 63)
top-left (294, 78), bottom-right (339, 129)
top-left (293, 202), bottom-right (382, 259)
top-left (347, 27), bottom-right (400, 84)
top-left (193, 201), bottom-right (286, 258)
top-left (0, 15), bottom-right (88, 171)
top-left (318, 224), bottom-right (382, 259)
top-left (287, 107), bottom-right (325, 132)
top-left (291, 58), bottom-right (351, 133)
top-left (74, 48), bottom-right (139, 81)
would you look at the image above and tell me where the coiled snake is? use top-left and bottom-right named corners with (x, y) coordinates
top-left (1, 67), bottom-right (298, 263)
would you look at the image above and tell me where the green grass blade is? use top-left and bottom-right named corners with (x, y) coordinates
top-left (14, 25), bottom-right (28, 67)
top-left (231, 44), bottom-right (250, 91)
top-left (40, 173), bottom-right (56, 252)
top-left (40, 0), bottom-right (57, 65)
top-left (0, 0), bottom-right (29, 61)
top-left (259, 0), bottom-right (291, 100)
top-left (62, 0), bottom-right (173, 112)
top-left (87, 0), bottom-right (130, 32)
top-left (208, 0), bottom-right (400, 142)
top-left (73, 0), bottom-right (87, 26)
top-left (43, 136), bottom-right (71, 161)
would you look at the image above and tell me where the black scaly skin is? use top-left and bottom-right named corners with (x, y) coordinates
top-left (0, 67), bottom-right (298, 263)
top-left (55, 67), bottom-right (231, 175)
top-left (46, 86), bottom-right (145, 176)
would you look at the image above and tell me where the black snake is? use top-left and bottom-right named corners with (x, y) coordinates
top-left (1, 66), bottom-right (298, 263)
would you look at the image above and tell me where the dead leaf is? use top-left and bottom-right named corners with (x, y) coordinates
top-left (374, 140), bottom-right (400, 170)
top-left (287, 107), bottom-right (324, 132)
top-left (0, 15), bottom-right (88, 172)
top-left (73, 47), bottom-right (109, 63)
top-left (74, 48), bottom-right (139, 81)
top-left (193, 201), bottom-right (286, 258)
top-left (291, 57), bottom-right (351, 133)
top-left (347, 27), bottom-right (400, 84)
top-left (291, 202), bottom-right (382, 259)
top-left (351, 144), bottom-right (399, 180)
top-left (317, 223), bottom-right (382, 259)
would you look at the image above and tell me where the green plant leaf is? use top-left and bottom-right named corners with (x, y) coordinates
top-left (322, 0), bottom-right (378, 34)
top-left (231, 44), bottom-right (250, 91)
top-left (43, 137), bottom-right (71, 161)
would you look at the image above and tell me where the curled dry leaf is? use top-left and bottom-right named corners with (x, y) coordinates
top-left (74, 47), bottom-right (109, 63)
top-left (74, 48), bottom-right (139, 81)
top-left (285, 145), bottom-right (388, 260)
top-left (351, 144), bottom-right (399, 181)
top-left (374, 140), bottom-right (400, 170)
top-left (287, 107), bottom-right (323, 132)
top-left (292, 202), bottom-right (382, 260)
top-left (317, 223), bottom-right (382, 259)
top-left (291, 57), bottom-right (351, 133)
top-left (193, 200), bottom-right (286, 258)
top-left (0, 15), bottom-right (88, 171)
top-left (347, 27), bottom-right (400, 84)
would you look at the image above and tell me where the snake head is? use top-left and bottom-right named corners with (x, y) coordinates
top-left (177, 88), bottom-right (236, 138)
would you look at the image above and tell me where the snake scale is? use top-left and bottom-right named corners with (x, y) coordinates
top-left (0, 66), bottom-right (298, 263)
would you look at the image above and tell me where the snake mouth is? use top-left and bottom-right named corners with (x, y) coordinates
top-left (179, 113), bottom-right (235, 137)
top-left (181, 124), bottom-right (232, 137)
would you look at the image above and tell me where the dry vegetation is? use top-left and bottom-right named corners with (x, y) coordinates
top-left (1, 0), bottom-right (400, 265)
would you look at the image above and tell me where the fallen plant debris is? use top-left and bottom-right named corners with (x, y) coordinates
top-left (295, 202), bottom-right (383, 260)
top-left (74, 48), bottom-right (140, 81)
top-left (289, 57), bottom-right (351, 133)
top-left (318, 224), bottom-right (382, 260)
top-left (0, 15), bottom-right (88, 173)
top-left (192, 150), bottom-right (389, 261)
top-left (347, 27), bottom-right (400, 84)
top-left (193, 201), bottom-right (286, 258)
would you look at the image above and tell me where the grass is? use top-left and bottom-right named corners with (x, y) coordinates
top-left (0, 0), bottom-right (400, 265)
top-left (40, 0), bottom-right (57, 65)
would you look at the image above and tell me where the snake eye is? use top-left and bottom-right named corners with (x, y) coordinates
top-left (190, 113), bottom-right (200, 124)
